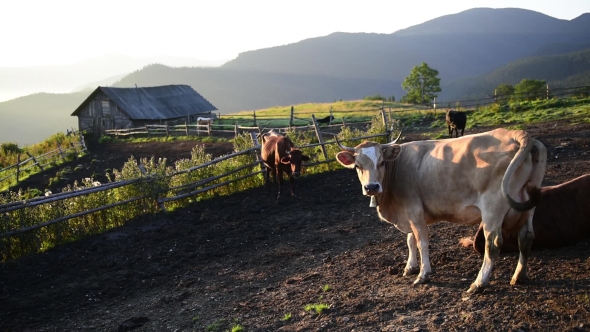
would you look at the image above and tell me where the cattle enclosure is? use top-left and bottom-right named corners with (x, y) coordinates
top-left (1, 119), bottom-right (590, 331)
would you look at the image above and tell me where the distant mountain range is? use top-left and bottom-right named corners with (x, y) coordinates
top-left (0, 53), bottom-right (226, 102)
top-left (1, 7), bottom-right (590, 145)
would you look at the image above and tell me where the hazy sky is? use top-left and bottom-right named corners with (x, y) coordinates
top-left (2, 0), bottom-right (589, 67)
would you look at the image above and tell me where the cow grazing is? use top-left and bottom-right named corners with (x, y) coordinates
top-left (261, 135), bottom-right (310, 199)
top-left (335, 128), bottom-right (547, 293)
top-left (197, 117), bottom-right (213, 126)
top-left (446, 110), bottom-right (467, 138)
top-left (463, 173), bottom-right (590, 254)
top-left (316, 115), bottom-right (335, 125)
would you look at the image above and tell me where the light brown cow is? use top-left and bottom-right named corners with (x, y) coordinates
top-left (335, 128), bottom-right (547, 293)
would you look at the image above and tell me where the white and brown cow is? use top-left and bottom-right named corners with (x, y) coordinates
top-left (197, 117), bottom-right (213, 126)
top-left (335, 128), bottom-right (547, 293)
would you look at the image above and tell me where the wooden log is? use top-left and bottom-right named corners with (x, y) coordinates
top-left (311, 114), bottom-right (328, 160)
top-left (25, 152), bottom-right (44, 172)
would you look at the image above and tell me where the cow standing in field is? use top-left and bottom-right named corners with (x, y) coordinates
top-left (261, 135), bottom-right (310, 199)
top-left (335, 128), bottom-right (547, 293)
top-left (446, 110), bottom-right (467, 137)
top-left (462, 173), bottom-right (590, 254)
top-left (197, 117), bottom-right (213, 126)
top-left (316, 115), bottom-right (335, 125)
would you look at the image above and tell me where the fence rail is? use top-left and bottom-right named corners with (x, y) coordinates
top-left (0, 134), bottom-right (87, 188)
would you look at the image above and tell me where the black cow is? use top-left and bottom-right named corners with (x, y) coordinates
top-left (316, 115), bottom-right (335, 125)
top-left (261, 135), bottom-right (310, 199)
top-left (445, 110), bottom-right (467, 138)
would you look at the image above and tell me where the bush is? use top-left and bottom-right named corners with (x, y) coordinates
top-left (1, 142), bottom-right (21, 154)
top-left (364, 94), bottom-right (386, 101)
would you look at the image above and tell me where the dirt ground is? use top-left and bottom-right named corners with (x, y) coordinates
top-left (2, 120), bottom-right (590, 332)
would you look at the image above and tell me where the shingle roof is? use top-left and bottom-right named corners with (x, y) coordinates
top-left (71, 85), bottom-right (217, 119)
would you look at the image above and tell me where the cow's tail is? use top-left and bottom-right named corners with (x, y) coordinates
top-left (501, 132), bottom-right (547, 211)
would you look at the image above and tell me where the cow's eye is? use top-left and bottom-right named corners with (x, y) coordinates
top-left (379, 161), bottom-right (385, 167)
top-left (354, 164), bottom-right (361, 170)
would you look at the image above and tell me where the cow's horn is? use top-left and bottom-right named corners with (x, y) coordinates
top-left (335, 136), bottom-right (355, 152)
top-left (383, 131), bottom-right (402, 147)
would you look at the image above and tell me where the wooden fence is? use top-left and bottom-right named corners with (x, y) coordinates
top-left (0, 133), bottom-right (88, 189)
top-left (0, 110), bottom-right (394, 244)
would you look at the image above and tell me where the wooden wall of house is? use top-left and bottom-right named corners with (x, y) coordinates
top-left (76, 91), bottom-right (133, 136)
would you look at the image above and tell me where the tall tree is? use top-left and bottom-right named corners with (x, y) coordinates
top-left (401, 63), bottom-right (441, 104)
top-left (495, 83), bottom-right (515, 105)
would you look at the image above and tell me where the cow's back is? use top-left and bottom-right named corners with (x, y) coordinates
top-left (261, 135), bottom-right (294, 168)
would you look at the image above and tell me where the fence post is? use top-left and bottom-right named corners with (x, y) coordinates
top-left (208, 122), bottom-right (212, 136)
top-left (234, 124), bottom-right (239, 138)
top-left (547, 84), bottom-right (550, 100)
top-left (289, 106), bottom-right (294, 127)
top-left (253, 111), bottom-right (257, 126)
top-left (311, 114), bottom-right (328, 160)
top-left (494, 89), bottom-right (497, 103)
top-left (165, 122), bottom-right (170, 137)
top-left (250, 133), bottom-right (266, 184)
top-left (185, 121), bottom-right (189, 136)
top-left (138, 164), bottom-right (167, 212)
top-left (16, 153), bottom-right (21, 183)
top-left (381, 109), bottom-right (390, 142)
top-left (57, 144), bottom-right (66, 161)
top-left (26, 152), bottom-right (44, 172)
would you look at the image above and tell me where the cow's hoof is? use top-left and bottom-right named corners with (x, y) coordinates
top-left (403, 267), bottom-right (420, 276)
top-left (412, 276), bottom-right (429, 286)
top-left (510, 275), bottom-right (529, 285)
top-left (466, 283), bottom-right (486, 294)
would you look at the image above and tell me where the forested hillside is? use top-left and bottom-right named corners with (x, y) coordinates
top-left (442, 48), bottom-right (590, 100)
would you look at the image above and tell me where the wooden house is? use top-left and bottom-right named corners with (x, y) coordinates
top-left (71, 85), bottom-right (217, 137)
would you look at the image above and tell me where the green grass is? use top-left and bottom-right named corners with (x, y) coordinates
top-left (218, 100), bottom-right (430, 128)
top-left (303, 303), bottom-right (330, 315)
top-left (281, 313), bottom-right (292, 321)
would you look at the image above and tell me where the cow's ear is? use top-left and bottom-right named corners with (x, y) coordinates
top-left (382, 145), bottom-right (401, 161)
top-left (280, 156), bottom-right (291, 164)
top-left (336, 151), bottom-right (356, 168)
top-left (301, 155), bottom-right (310, 162)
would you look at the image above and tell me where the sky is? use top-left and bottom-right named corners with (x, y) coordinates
top-left (1, 0), bottom-right (590, 68)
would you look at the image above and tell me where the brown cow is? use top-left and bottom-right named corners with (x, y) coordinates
top-left (261, 135), bottom-right (310, 199)
top-left (462, 174), bottom-right (590, 254)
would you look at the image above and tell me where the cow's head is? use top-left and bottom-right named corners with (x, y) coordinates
top-left (335, 134), bottom-right (402, 196)
top-left (281, 148), bottom-right (310, 177)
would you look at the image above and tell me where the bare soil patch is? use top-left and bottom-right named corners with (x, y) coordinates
top-left (2, 120), bottom-right (590, 332)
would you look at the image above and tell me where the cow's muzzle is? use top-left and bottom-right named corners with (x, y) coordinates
top-left (364, 183), bottom-right (381, 195)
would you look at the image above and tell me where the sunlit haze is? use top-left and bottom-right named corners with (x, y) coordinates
top-left (2, 0), bottom-right (589, 67)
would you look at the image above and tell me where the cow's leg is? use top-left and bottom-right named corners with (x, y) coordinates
top-left (448, 125), bottom-right (452, 137)
top-left (403, 232), bottom-right (420, 276)
top-left (511, 213), bottom-right (535, 285)
top-left (468, 219), bottom-right (503, 293)
top-left (289, 175), bottom-right (296, 196)
top-left (276, 168), bottom-right (283, 199)
top-left (409, 219), bottom-right (431, 285)
top-left (460, 127), bottom-right (464, 137)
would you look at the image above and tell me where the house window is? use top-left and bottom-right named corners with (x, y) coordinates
top-left (102, 101), bottom-right (111, 116)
